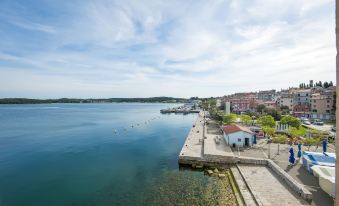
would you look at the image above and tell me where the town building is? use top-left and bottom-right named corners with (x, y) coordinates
top-left (292, 89), bottom-right (311, 118)
top-left (276, 93), bottom-right (294, 110)
top-left (311, 90), bottom-right (335, 120)
top-left (257, 90), bottom-right (276, 101)
top-left (223, 124), bottom-right (254, 147)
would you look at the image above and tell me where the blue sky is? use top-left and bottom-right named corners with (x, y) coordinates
top-left (0, 0), bottom-right (336, 98)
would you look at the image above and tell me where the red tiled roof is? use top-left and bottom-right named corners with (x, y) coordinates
top-left (223, 124), bottom-right (254, 135)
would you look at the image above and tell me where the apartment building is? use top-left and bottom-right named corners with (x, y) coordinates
top-left (257, 90), bottom-right (276, 101)
top-left (311, 90), bottom-right (335, 120)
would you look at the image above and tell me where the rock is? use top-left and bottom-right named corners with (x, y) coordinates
top-left (218, 174), bottom-right (226, 178)
top-left (214, 168), bottom-right (219, 173)
top-left (196, 164), bottom-right (203, 169)
top-left (207, 170), bottom-right (213, 175)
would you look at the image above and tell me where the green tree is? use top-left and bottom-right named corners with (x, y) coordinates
top-left (240, 114), bottom-right (252, 125)
top-left (256, 104), bottom-right (266, 114)
top-left (258, 115), bottom-right (275, 128)
top-left (280, 115), bottom-right (301, 128)
top-left (280, 106), bottom-right (290, 115)
top-left (264, 107), bottom-right (281, 120)
top-left (262, 126), bottom-right (276, 138)
top-left (319, 81), bottom-right (323, 87)
top-left (324, 81), bottom-right (329, 88)
top-left (288, 127), bottom-right (306, 138)
top-left (209, 99), bottom-right (216, 108)
top-left (223, 114), bottom-right (237, 124)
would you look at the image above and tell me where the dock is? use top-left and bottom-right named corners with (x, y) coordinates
top-left (160, 109), bottom-right (200, 114)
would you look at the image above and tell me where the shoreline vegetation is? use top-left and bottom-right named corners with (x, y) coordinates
top-left (0, 97), bottom-right (188, 104)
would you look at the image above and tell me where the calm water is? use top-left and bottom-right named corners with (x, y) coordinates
top-left (0, 103), bottom-right (233, 206)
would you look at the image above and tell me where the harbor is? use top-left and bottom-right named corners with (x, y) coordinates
top-left (178, 111), bottom-right (313, 205)
top-left (160, 100), bottom-right (201, 114)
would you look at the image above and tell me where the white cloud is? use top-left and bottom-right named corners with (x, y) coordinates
top-left (0, 0), bottom-right (335, 98)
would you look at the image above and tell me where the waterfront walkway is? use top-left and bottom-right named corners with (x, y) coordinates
top-left (179, 111), bottom-right (235, 163)
top-left (238, 165), bottom-right (309, 206)
top-left (179, 113), bottom-right (314, 205)
top-left (204, 119), bottom-right (235, 162)
top-left (179, 112), bottom-right (204, 161)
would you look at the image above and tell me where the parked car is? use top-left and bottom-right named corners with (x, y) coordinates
top-left (303, 121), bottom-right (311, 125)
top-left (313, 119), bottom-right (324, 126)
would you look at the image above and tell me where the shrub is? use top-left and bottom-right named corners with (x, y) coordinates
top-left (272, 135), bottom-right (288, 144)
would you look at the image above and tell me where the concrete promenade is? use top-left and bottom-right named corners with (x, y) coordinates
top-left (238, 164), bottom-right (308, 206)
top-left (233, 139), bottom-right (333, 206)
top-left (179, 113), bottom-right (313, 205)
top-left (179, 111), bottom-right (236, 164)
top-left (178, 111), bottom-right (204, 161)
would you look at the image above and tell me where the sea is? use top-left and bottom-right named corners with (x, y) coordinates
top-left (0, 103), bottom-right (233, 206)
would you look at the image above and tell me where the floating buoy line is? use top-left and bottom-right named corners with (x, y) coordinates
top-left (112, 115), bottom-right (162, 135)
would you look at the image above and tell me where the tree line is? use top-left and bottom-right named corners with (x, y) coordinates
top-left (0, 97), bottom-right (188, 104)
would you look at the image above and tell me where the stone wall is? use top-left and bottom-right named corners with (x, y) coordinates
top-left (266, 159), bottom-right (312, 202)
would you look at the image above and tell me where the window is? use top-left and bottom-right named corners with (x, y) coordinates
top-left (326, 110), bottom-right (330, 113)
top-left (313, 100), bottom-right (316, 103)
top-left (312, 109), bottom-right (317, 112)
top-left (327, 105), bottom-right (330, 108)
top-left (238, 138), bottom-right (242, 142)
top-left (327, 100), bottom-right (330, 103)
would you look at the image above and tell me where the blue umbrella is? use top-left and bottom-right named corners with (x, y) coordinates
top-left (289, 146), bottom-right (295, 165)
top-left (297, 143), bottom-right (302, 158)
top-left (322, 139), bottom-right (327, 153)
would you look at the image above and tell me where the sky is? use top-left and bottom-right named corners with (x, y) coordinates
top-left (0, 0), bottom-right (336, 98)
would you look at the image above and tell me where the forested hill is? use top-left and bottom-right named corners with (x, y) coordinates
top-left (0, 97), bottom-right (188, 104)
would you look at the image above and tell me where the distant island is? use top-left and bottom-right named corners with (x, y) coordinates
top-left (0, 97), bottom-right (190, 104)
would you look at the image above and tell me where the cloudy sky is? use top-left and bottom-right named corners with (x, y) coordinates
top-left (0, 0), bottom-right (335, 98)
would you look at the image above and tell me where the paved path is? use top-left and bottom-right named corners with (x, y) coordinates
top-left (179, 111), bottom-right (235, 162)
top-left (238, 165), bottom-right (309, 206)
top-left (204, 119), bottom-right (234, 158)
top-left (179, 112), bottom-right (204, 160)
top-left (238, 139), bottom-right (334, 206)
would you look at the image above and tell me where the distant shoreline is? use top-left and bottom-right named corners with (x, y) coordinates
top-left (0, 97), bottom-right (188, 104)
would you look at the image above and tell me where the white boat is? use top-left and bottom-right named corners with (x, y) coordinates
top-left (311, 165), bottom-right (335, 198)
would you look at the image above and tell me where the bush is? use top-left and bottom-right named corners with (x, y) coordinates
top-left (302, 137), bottom-right (321, 149)
top-left (272, 135), bottom-right (288, 144)
top-left (288, 127), bottom-right (306, 138)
